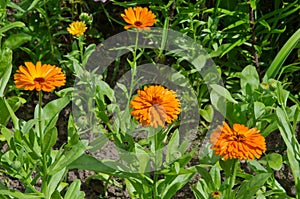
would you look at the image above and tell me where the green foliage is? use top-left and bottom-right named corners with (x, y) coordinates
top-left (0, 0), bottom-right (299, 198)
top-left (0, 93), bottom-right (85, 198)
top-left (264, 28), bottom-right (300, 81)
top-left (276, 105), bottom-right (300, 195)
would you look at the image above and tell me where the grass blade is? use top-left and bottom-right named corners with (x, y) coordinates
top-left (263, 28), bottom-right (300, 81)
top-left (276, 107), bottom-right (300, 195)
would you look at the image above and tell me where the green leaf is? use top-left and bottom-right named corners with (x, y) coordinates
top-left (196, 166), bottom-right (215, 191)
top-left (166, 129), bottom-right (179, 163)
top-left (68, 154), bottom-right (153, 185)
top-left (226, 102), bottom-right (248, 125)
top-left (264, 28), bottom-right (300, 80)
top-left (200, 104), bottom-right (214, 122)
top-left (97, 80), bottom-right (115, 102)
top-left (222, 19), bottom-right (248, 31)
top-left (0, 190), bottom-right (42, 199)
top-left (0, 96), bottom-right (25, 126)
top-left (161, 172), bottom-right (195, 199)
top-left (0, 98), bottom-right (10, 126)
top-left (124, 179), bottom-right (138, 198)
top-left (191, 183), bottom-right (207, 199)
top-left (43, 95), bottom-right (71, 122)
top-left (210, 84), bottom-right (238, 103)
top-left (43, 127), bottom-right (58, 153)
top-left (55, 87), bottom-right (74, 98)
top-left (249, 0), bottom-right (256, 9)
top-left (0, 21), bottom-right (25, 35)
top-left (27, 0), bottom-right (41, 11)
top-left (46, 168), bottom-right (66, 199)
top-left (51, 190), bottom-right (63, 199)
top-left (248, 160), bottom-right (267, 173)
top-left (220, 36), bottom-right (251, 57)
top-left (82, 44), bottom-right (96, 66)
top-left (3, 33), bottom-right (32, 50)
top-left (6, 1), bottom-right (26, 13)
top-left (65, 115), bottom-right (79, 147)
top-left (236, 173), bottom-right (271, 199)
top-left (3, 98), bottom-right (19, 130)
top-left (254, 101), bottom-right (265, 119)
top-left (135, 143), bottom-right (150, 173)
top-left (116, 82), bottom-right (128, 98)
top-left (276, 107), bottom-right (300, 193)
top-left (275, 84), bottom-right (289, 106)
top-left (64, 180), bottom-right (85, 199)
top-left (240, 65), bottom-right (260, 95)
top-left (48, 141), bottom-right (86, 175)
top-left (209, 44), bottom-right (232, 58)
top-left (219, 158), bottom-right (236, 178)
top-left (0, 0), bottom-right (7, 10)
top-left (260, 153), bottom-right (283, 171)
top-left (0, 127), bottom-right (13, 143)
top-left (210, 165), bottom-right (221, 189)
top-left (258, 20), bottom-right (271, 31)
top-left (0, 48), bottom-right (12, 97)
top-left (191, 54), bottom-right (207, 71)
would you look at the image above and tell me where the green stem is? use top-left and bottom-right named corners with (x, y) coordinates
top-left (38, 91), bottom-right (48, 195)
top-left (78, 36), bottom-right (84, 65)
top-left (43, 0), bottom-right (55, 59)
top-left (153, 130), bottom-right (158, 198)
top-left (104, 176), bottom-right (112, 197)
top-left (25, 179), bottom-right (42, 195)
top-left (149, 128), bottom-right (163, 198)
top-left (127, 30), bottom-right (139, 108)
top-left (153, 171), bottom-right (158, 198)
top-left (38, 91), bottom-right (43, 139)
top-left (133, 30), bottom-right (139, 62)
top-left (227, 159), bottom-right (238, 198)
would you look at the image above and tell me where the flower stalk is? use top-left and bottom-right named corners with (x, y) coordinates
top-left (38, 91), bottom-right (48, 194)
top-left (227, 159), bottom-right (238, 198)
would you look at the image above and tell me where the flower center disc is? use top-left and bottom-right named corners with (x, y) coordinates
top-left (234, 133), bottom-right (245, 141)
top-left (34, 77), bottom-right (45, 83)
top-left (134, 21), bottom-right (143, 27)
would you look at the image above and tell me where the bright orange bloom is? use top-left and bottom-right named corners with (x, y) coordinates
top-left (210, 122), bottom-right (266, 160)
top-left (67, 21), bottom-right (87, 37)
top-left (211, 191), bottom-right (221, 198)
top-left (130, 85), bottom-right (180, 128)
top-left (14, 62), bottom-right (66, 92)
top-left (121, 7), bottom-right (157, 30)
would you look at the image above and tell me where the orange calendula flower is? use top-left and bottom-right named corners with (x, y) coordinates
top-left (14, 62), bottom-right (66, 92)
top-left (67, 21), bottom-right (87, 37)
top-left (130, 85), bottom-right (180, 128)
top-left (121, 7), bottom-right (157, 30)
top-left (210, 122), bottom-right (266, 161)
top-left (211, 191), bottom-right (221, 198)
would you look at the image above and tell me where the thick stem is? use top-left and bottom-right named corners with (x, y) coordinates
top-left (38, 91), bottom-right (43, 139)
top-left (127, 30), bottom-right (139, 108)
top-left (38, 91), bottom-right (48, 195)
top-left (78, 36), bottom-right (84, 65)
top-left (148, 129), bottom-right (159, 199)
top-left (227, 159), bottom-right (238, 198)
